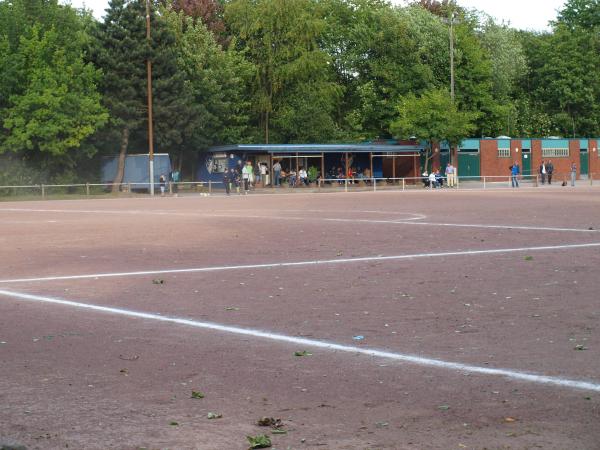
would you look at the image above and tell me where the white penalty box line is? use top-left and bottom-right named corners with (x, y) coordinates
top-left (1, 241), bottom-right (600, 285)
top-left (1, 288), bottom-right (599, 393)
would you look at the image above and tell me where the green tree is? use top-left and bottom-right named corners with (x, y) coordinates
top-left (390, 88), bottom-right (477, 171)
top-left (515, 0), bottom-right (600, 137)
top-left (162, 9), bottom-right (253, 166)
top-left (320, 0), bottom-right (442, 139)
top-left (91, 0), bottom-right (193, 189)
top-left (225, 0), bottom-right (340, 143)
top-left (0, 0), bottom-right (107, 177)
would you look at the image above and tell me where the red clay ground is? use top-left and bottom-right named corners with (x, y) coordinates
top-left (1, 188), bottom-right (600, 450)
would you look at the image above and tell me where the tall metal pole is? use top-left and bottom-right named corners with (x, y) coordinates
top-left (449, 11), bottom-right (455, 103)
top-left (146, 0), bottom-right (155, 196)
top-left (449, 11), bottom-right (456, 165)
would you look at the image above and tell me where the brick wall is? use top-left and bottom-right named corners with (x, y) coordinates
top-left (480, 140), bottom-right (517, 177)
top-left (531, 139), bottom-right (542, 173)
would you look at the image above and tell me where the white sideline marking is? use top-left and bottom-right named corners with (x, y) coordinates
top-left (396, 221), bottom-right (600, 233)
top-left (1, 207), bottom-right (596, 233)
top-left (1, 288), bottom-right (599, 393)
top-left (1, 242), bottom-right (600, 285)
top-left (0, 207), bottom-right (426, 223)
top-left (319, 217), bottom-right (599, 233)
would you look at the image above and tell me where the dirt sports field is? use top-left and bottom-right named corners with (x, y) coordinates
top-left (1, 187), bottom-right (600, 450)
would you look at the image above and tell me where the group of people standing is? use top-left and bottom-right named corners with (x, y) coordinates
top-left (539, 160), bottom-right (554, 184)
top-left (222, 161), bottom-right (254, 195)
top-left (511, 159), bottom-right (578, 187)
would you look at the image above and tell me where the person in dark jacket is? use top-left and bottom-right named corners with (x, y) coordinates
top-left (223, 168), bottom-right (232, 195)
top-left (546, 160), bottom-right (554, 184)
top-left (510, 162), bottom-right (520, 188)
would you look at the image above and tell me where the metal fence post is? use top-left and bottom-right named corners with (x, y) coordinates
top-left (208, 180), bottom-right (212, 194)
top-left (169, 182), bottom-right (173, 195)
top-left (373, 178), bottom-right (376, 192)
top-left (41, 184), bottom-right (45, 199)
top-left (86, 183), bottom-right (90, 196)
top-left (344, 178), bottom-right (348, 192)
top-left (483, 176), bottom-right (486, 189)
top-left (402, 178), bottom-right (405, 191)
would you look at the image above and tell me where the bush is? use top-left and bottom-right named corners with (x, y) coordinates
top-left (307, 166), bottom-right (319, 182)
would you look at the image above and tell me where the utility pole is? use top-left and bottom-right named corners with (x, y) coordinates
top-left (449, 10), bottom-right (455, 103)
top-left (449, 9), bottom-right (456, 165)
top-left (146, 0), bottom-right (155, 196)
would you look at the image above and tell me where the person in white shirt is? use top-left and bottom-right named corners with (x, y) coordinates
top-left (260, 164), bottom-right (268, 186)
top-left (299, 167), bottom-right (308, 186)
top-left (539, 161), bottom-right (547, 184)
top-left (428, 171), bottom-right (437, 189)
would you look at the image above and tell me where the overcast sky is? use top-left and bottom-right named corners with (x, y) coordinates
top-left (68, 0), bottom-right (566, 32)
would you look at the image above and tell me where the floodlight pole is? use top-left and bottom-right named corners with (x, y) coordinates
top-left (449, 10), bottom-right (456, 165)
top-left (146, 0), bottom-right (155, 196)
top-left (449, 11), bottom-right (455, 103)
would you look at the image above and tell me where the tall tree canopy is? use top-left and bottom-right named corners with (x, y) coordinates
top-left (90, 0), bottom-right (193, 187)
top-left (225, 0), bottom-right (341, 143)
top-left (0, 0), bottom-right (107, 178)
top-left (390, 87), bottom-right (477, 171)
top-left (1, 0), bottom-right (599, 183)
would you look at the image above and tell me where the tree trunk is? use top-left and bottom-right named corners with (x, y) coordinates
top-left (265, 110), bottom-right (269, 144)
top-left (112, 127), bottom-right (129, 193)
top-left (178, 148), bottom-right (184, 173)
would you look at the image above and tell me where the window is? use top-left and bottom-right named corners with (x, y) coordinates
top-left (542, 148), bottom-right (569, 158)
top-left (206, 156), bottom-right (228, 173)
top-left (497, 148), bottom-right (511, 158)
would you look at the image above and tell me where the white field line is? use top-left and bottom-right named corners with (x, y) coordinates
top-left (0, 207), bottom-right (596, 233)
top-left (1, 288), bottom-right (599, 393)
top-left (318, 217), bottom-right (599, 233)
top-left (1, 242), bottom-right (600, 285)
top-left (0, 207), bottom-right (425, 222)
top-left (0, 207), bottom-right (421, 217)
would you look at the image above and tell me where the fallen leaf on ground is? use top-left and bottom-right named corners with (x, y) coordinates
top-left (294, 350), bottom-right (312, 357)
top-left (207, 412), bottom-right (222, 419)
top-left (438, 405), bottom-right (450, 411)
top-left (118, 354), bottom-right (139, 361)
top-left (271, 429), bottom-right (287, 434)
top-left (225, 307), bottom-right (240, 311)
top-left (504, 417), bottom-right (517, 423)
top-left (152, 279), bottom-right (164, 284)
top-left (375, 421), bottom-right (389, 428)
top-left (246, 434), bottom-right (271, 449)
top-left (524, 256), bottom-right (533, 261)
top-left (574, 344), bottom-right (588, 350)
top-left (169, 421), bottom-right (179, 426)
top-left (257, 417), bottom-right (283, 428)
top-left (191, 391), bottom-right (205, 399)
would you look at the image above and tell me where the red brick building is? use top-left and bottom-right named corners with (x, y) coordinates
top-left (453, 138), bottom-right (599, 181)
